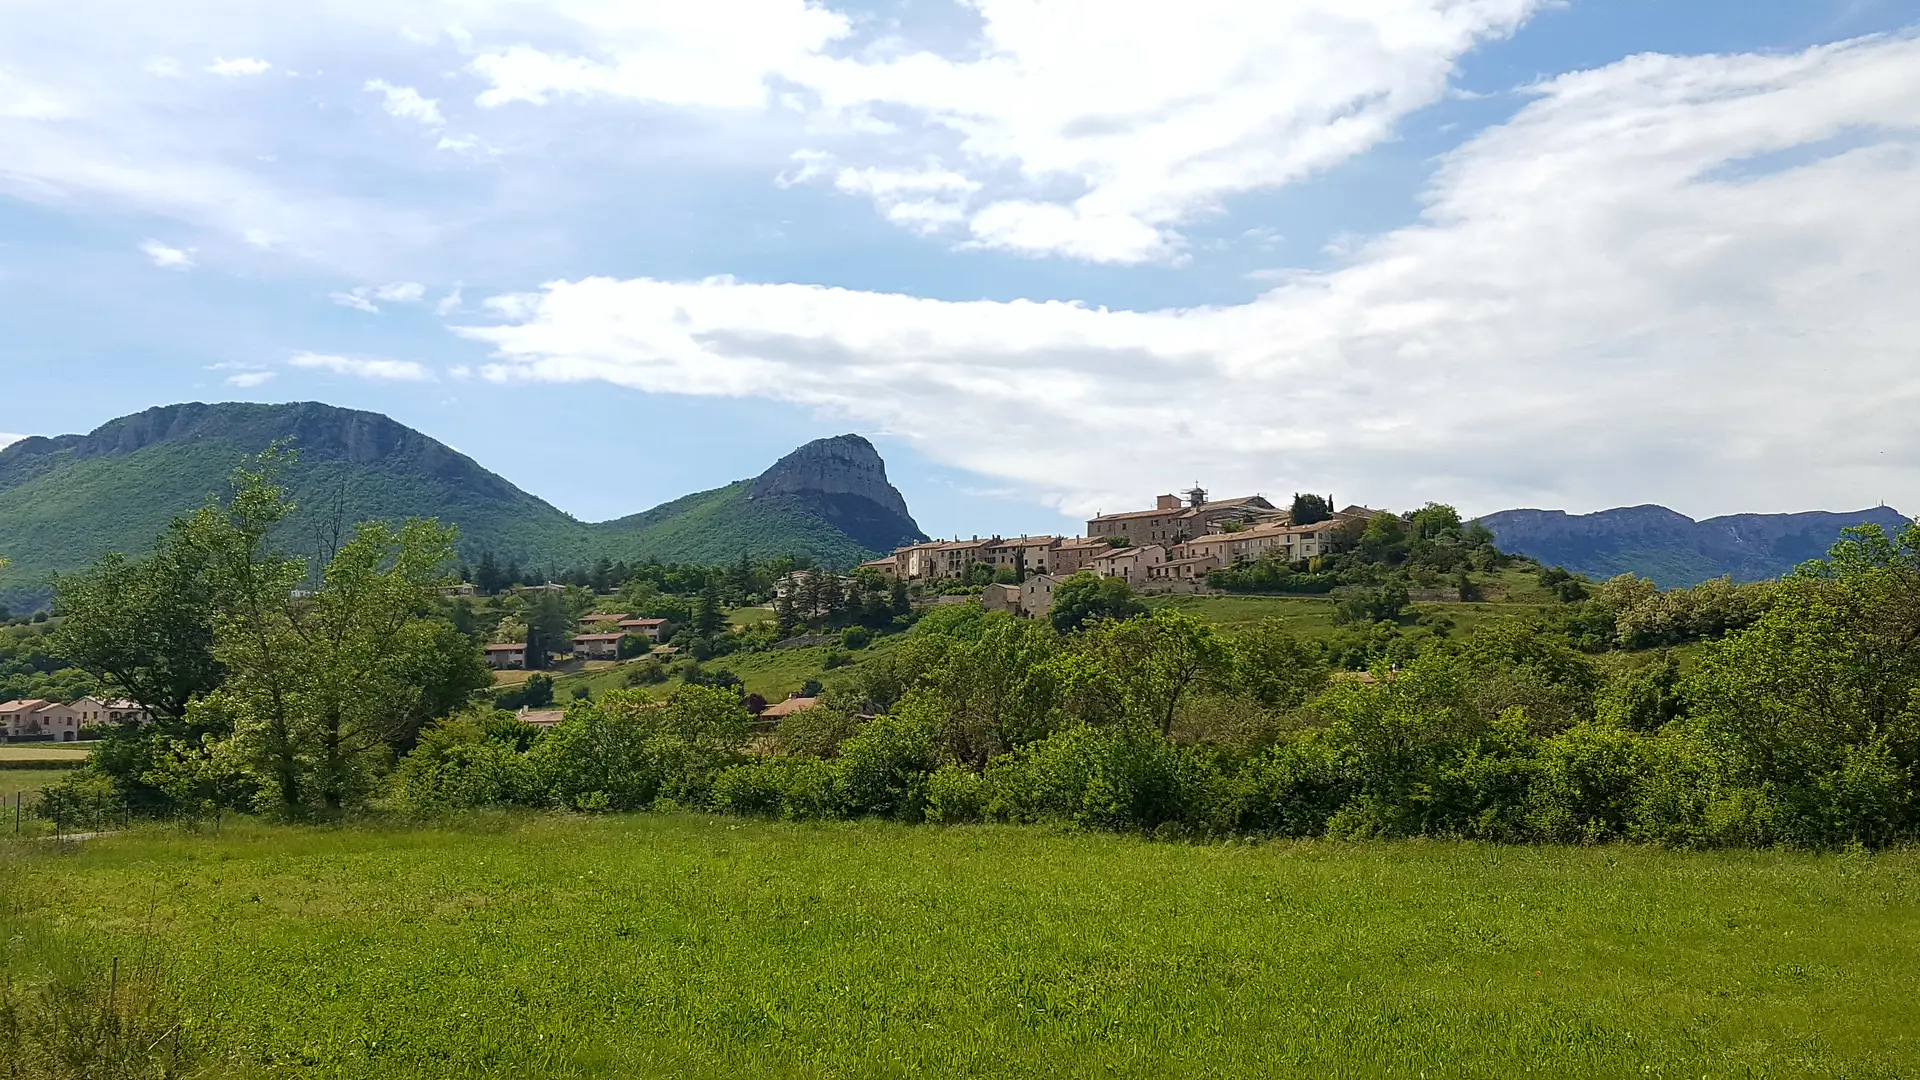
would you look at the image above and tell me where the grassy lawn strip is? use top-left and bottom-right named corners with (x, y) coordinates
top-left (10, 815), bottom-right (1918, 1079)
top-left (0, 744), bottom-right (93, 762)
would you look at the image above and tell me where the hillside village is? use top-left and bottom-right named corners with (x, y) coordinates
top-left (859, 487), bottom-right (1377, 618)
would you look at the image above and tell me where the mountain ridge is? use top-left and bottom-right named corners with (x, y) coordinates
top-left (0, 402), bottom-right (926, 610)
top-left (1480, 503), bottom-right (1912, 588)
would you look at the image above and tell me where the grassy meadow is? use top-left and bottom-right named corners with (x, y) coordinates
top-left (6, 814), bottom-right (1918, 1079)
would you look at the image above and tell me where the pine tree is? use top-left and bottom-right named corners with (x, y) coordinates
top-left (775, 587), bottom-right (798, 639)
top-left (816, 570), bottom-right (844, 622)
top-left (889, 577), bottom-right (911, 617)
top-left (694, 578), bottom-right (724, 637)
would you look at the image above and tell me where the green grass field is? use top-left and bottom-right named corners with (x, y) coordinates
top-left (7, 815), bottom-right (1917, 1079)
top-left (0, 768), bottom-right (75, 796)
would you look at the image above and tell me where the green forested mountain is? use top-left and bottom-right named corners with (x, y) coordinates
top-left (0, 403), bottom-right (926, 610)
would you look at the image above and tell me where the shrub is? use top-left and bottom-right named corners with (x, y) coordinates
top-left (711, 758), bottom-right (840, 820)
top-left (35, 773), bottom-right (121, 832)
top-left (1226, 735), bottom-right (1347, 837)
top-left (387, 713), bottom-right (540, 814)
top-left (924, 764), bottom-right (990, 824)
top-left (841, 626), bottom-right (872, 650)
top-left (835, 712), bottom-right (940, 820)
top-left (777, 705), bottom-right (862, 759)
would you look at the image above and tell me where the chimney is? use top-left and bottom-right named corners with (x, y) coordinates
top-left (1156, 494), bottom-right (1181, 511)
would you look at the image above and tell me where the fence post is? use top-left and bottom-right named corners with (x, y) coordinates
top-left (13, 792), bottom-right (18, 835)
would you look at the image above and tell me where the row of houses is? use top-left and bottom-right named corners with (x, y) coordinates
top-left (483, 615), bottom-right (677, 670)
top-left (0, 697), bottom-right (150, 742)
top-left (862, 488), bottom-right (1375, 595)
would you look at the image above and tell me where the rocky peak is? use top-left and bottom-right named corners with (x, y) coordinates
top-left (750, 435), bottom-right (913, 519)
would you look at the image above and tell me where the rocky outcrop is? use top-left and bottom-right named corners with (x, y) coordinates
top-left (1480, 504), bottom-right (1912, 587)
top-left (747, 435), bottom-right (927, 554)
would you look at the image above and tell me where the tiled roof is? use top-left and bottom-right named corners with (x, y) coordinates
top-left (574, 633), bottom-right (625, 643)
top-left (485, 643), bottom-right (527, 652)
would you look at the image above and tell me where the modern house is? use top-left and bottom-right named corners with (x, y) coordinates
top-left (617, 618), bottom-right (671, 642)
top-left (485, 643), bottom-right (529, 670)
top-left (0, 699), bottom-right (82, 742)
top-left (572, 633), bottom-right (624, 661)
top-left (70, 697), bottom-right (151, 726)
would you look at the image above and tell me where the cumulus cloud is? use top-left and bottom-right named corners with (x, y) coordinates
top-left (330, 280), bottom-right (427, 312)
top-left (289, 351), bottom-right (435, 382)
top-left (465, 0), bottom-right (1542, 263)
top-left (138, 238), bottom-right (193, 269)
top-left (458, 35), bottom-right (1920, 517)
top-left (205, 57), bottom-right (270, 77)
top-left (365, 79), bottom-right (444, 128)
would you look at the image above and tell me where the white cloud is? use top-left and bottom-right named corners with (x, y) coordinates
top-left (144, 58), bottom-right (182, 79)
top-left (330, 281), bottom-right (427, 312)
top-left (208, 361), bottom-right (275, 387)
top-left (0, 433), bottom-right (26, 450)
top-left (205, 57), bottom-right (271, 77)
top-left (372, 280), bottom-right (426, 303)
top-left (329, 291), bottom-right (381, 313)
top-left (365, 79), bottom-right (444, 128)
top-left (469, 1), bottom-right (851, 110)
top-left (433, 285), bottom-right (465, 317)
top-left (459, 35), bottom-right (1920, 518)
top-left (463, 0), bottom-right (1542, 262)
top-left (289, 351), bottom-right (435, 382)
top-left (138, 238), bottom-right (194, 269)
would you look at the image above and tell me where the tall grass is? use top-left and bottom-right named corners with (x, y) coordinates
top-left (0, 854), bottom-right (202, 1079)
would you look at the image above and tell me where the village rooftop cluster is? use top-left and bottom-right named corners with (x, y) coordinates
top-left (859, 487), bottom-right (1377, 618)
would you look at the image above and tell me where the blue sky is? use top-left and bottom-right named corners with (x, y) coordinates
top-left (2, 0), bottom-right (1918, 539)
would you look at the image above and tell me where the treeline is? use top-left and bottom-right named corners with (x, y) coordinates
top-left (382, 522), bottom-right (1920, 848)
top-left (460, 550), bottom-right (812, 602)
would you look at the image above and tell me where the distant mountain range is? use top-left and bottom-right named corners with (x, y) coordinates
top-left (1480, 504), bottom-right (1912, 588)
top-left (0, 402), bottom-right (928, 610)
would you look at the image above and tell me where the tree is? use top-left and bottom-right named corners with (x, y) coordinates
top-left (1359, 512), bottom-right (1409, 563)
top-left (1066, 609), bottom-right (1229, 736)
top-left (473, 552), bottom-right (507, 595)
top-left (521, 672), bottom-right (555, 708)
top-left (774, 587), bottom-right (799, 639)
top-left (694, 578), bottom-right (725, 637)
top-left (207, 515), bottom-right (488, 812)
top-left (1049, 572), bottom-right (1145, 633)
top-left (815, 571), bottom-right (844, 622)
top-left (52, 517), bottom-right (227, 723)
top-left (1290, 493), bottom-right (1332, 526)
top-left (1231, 619), bottom-right (1330, 709)
top-left (525, 590), bottom-right (572, 669)
top-left (889, 578), bottom-right (911, 618)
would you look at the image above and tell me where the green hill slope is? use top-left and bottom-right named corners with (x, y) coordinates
top-left (0, 402), bottom-right (925, 612)
top-left (590, 483), bottom-right (884, 568)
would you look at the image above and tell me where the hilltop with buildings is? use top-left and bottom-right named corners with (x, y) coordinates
top-left (859, 488), bottom-right (1379, 618)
